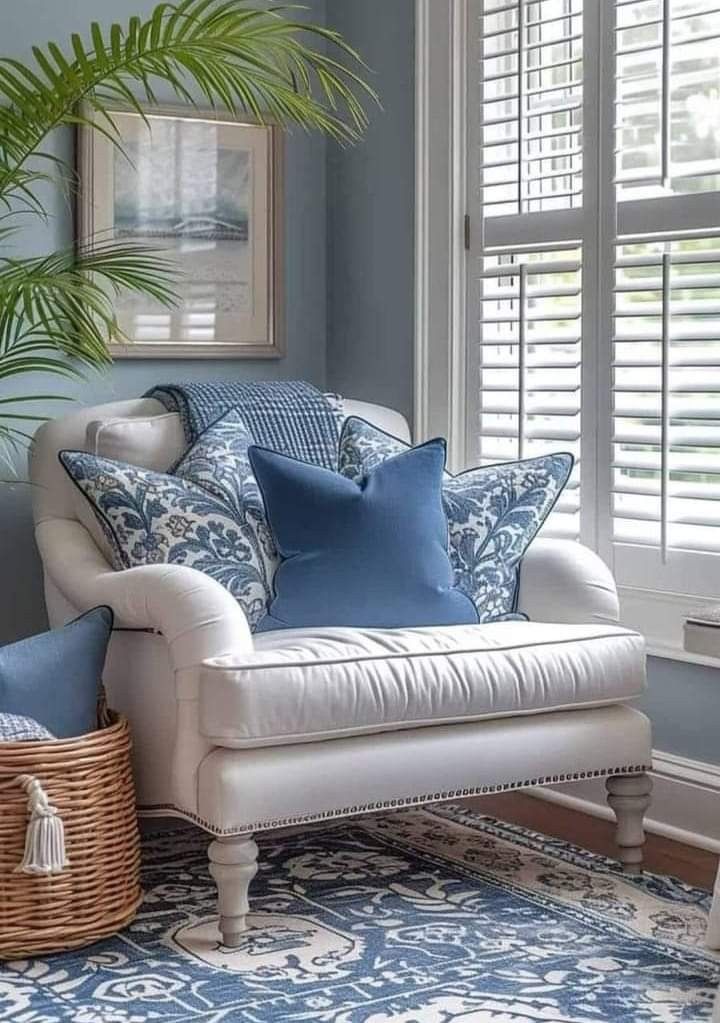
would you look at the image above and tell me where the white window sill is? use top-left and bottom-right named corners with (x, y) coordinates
top-left (619, 585), bottom-right (720, 671)
top-left (645, 642), bottom-right (720, 670)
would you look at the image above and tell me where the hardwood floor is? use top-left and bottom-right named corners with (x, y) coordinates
top-left (466, 792), bottom-right (719, 891)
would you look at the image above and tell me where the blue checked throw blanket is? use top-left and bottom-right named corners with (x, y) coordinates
top-left (0, 713), bottom-right (55, 742)
top-left (145, 381), bottom-right (342, 470)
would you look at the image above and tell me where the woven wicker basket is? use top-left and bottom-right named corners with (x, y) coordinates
top-left (0, 711), bottom-right (142, 959)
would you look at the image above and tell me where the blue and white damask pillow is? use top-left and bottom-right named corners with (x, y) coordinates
top-left (338, 417), bottom-right (572, 621)
top-left (60, 410), bottom-right (277, 631)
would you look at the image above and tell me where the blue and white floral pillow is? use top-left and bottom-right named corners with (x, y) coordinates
top-left (338, 417), bottom-right (573, 622)
top-left (60, 410), bottom-right (277, 631)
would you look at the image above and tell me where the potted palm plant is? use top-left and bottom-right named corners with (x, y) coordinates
top-left (0, 0), bottom-right (374, 462)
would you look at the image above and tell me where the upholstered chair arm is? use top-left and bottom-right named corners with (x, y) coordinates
top-left (34, 518), bottom-right (253, 681)
top-left (36, 517), bottom-right (254, 816)
top-left (518, 539), bottom-right (619, 625)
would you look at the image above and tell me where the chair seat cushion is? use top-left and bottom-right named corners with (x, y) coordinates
top-left (200, 621), bottom-right (645, 748)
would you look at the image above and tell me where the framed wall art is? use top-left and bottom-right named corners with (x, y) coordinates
top-left (77, 105), bottom-right (284, 358)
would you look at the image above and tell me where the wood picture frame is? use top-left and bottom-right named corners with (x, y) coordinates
top-left (77, 104), bottom-right (284, 359)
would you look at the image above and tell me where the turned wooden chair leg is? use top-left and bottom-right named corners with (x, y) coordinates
top-left (606, 773), bottom-right (652, 873)
top-left (208, 834), bottom-right (259, 947)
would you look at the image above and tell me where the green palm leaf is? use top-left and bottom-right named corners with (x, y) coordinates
top-left (0, 1), bottom-right (376, 207)
top-left (0, 0), bottom-right (376, 461)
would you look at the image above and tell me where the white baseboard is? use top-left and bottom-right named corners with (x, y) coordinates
top-left (530, 749), bottom-right (720, 854)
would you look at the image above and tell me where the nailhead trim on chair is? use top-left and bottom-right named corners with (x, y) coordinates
top-left (141, 763), bottom-right (651, 837)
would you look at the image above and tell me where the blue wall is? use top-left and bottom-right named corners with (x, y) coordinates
top-left (325, 0), bottom-right (415, 424)
top-left (639, 657), bottom-right (720, 763)
top-left (1, 0), bottom-right (328, 643)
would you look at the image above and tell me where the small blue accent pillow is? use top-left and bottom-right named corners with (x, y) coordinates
top-left (249, 439), bottom-right (479, 632)
top-left (59, 410), bottom-right (278, 631)
top-left (0, 607), bottom-right (113, 739)
top-left (338, 417), bottom-right (573, 621)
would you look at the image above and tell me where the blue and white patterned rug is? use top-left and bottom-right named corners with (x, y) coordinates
top-left (2, 804), bottom-right (719, 1022)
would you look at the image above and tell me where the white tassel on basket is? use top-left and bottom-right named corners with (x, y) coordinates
top-left (12, 774), bottom-right (69, 875)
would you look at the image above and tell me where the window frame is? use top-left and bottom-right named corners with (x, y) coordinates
top-left (415, 0), bottom-right (720, 662)
top-left (415, 0), bottom-right (469, 470)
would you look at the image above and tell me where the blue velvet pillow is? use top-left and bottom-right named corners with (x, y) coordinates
top-left (0, 607), bottom-right (113, 738)
top-left (249, 439), bottom-right (479, 632)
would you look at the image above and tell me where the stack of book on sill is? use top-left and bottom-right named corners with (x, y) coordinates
top-left (684, 605), bottom-right (720, 660)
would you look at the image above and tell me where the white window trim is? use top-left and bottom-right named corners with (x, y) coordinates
top-left (413, 0), bottom-right (720, 666)
top-left (414, 0), bottom-right (468, 471)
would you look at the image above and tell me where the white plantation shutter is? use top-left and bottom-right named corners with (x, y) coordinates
top-left (470, 0), bottom-right (585, 540)
top-left (611, 0), bottom-right (720, 594)
top-left (479, 0), bottom-right (583, 217)
top-left (478, 248), bottom-right (582, 539)
top-left (468, 0), bottom-right (720, 594)
top-left (613, 239), bottom-right (720, 555)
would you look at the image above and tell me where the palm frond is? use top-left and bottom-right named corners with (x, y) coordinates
top-left (0, 0), bottom-right (377, 209)
top-left (0, 1), bottom-right (376, 462)
top-left (0, 242), bottom-right (178, 367)
top-left (0, 239), bottom-right (179, 465)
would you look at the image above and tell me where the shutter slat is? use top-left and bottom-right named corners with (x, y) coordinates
top-left (481, 423), bottom-right (581, 440)
top-left (481, 382), bottom-right (581, 393)
top-left (668, 3), bottom-right (720, 19)
top-left (481, 311), bottom-right (582, 323)
top-left (614, 427), bottom-right (720, 447)
top-left (614, 503), bottom-right (720, 528)
top-left (554, 495), bottom-right (581, 515)
top-left (482, 284), bottom-right (582, 298)
top-left (478, 339), bottom-right (585, 351)
top-left (613, 404), bottom-right (720, 417)
top-left (616, 275), bottom-right (720, 291)
top-left (614, 524), bottom-right (720, 553)
top-left (615, 356), bottom-right (720, 368)
top-left (614, 383), bottom-right (720, 393)
top-left (482, 401), bottom-right (580, 414)
top-left (483, 2), bottom-right (518, 16)
top-left (615, 252), bottom-right (720, 270)
top-left (615, 301), bottom-right (720, 315)
top-left (483, 360), bottom-right (582, 372)
top-left (480, 260), bottom-right (581, 277)
top-left (615, 330), bottom-right (720, 341)
top-left (613, 453), bottom-right (720, 475)
top-left (614, 479), bottom-right (720, 501)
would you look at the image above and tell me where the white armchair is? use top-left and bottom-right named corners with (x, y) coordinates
top-left (31, 397), bottom-right (652, 946)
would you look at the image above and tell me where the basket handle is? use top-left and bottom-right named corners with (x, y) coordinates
top-left (0, 775), bottom-right (69, 875)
